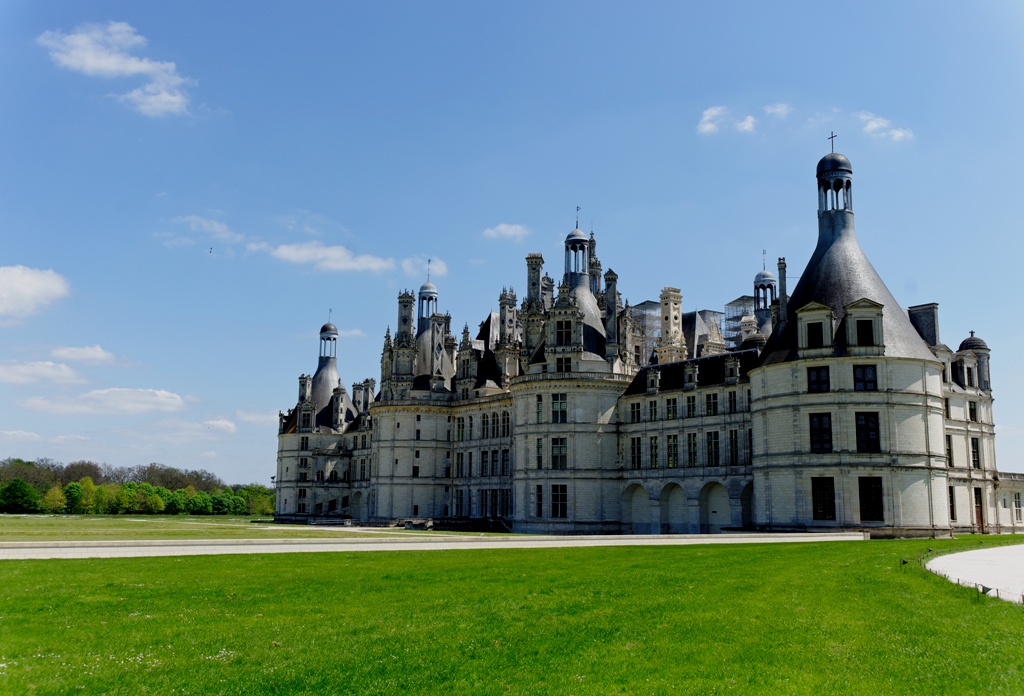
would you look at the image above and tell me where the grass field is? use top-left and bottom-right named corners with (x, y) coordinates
top-left (2, 530), bottom-right (1024, 695)
top-left (0, 515), bottom-right (445, 541)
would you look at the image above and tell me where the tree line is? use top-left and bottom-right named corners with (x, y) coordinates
top-left (0, 458), bottom-right (274, 516)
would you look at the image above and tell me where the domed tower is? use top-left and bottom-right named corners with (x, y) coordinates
top-left (310, 322), bottom-right (355, 428)
top-left (754, 268), bottom-right (777, 311)
top-left (817, 152), bottom-right (854, 243)
top-left (560, 228), bottom-right (606, 357)
top-left (417, 280), bottom-right (438, 337)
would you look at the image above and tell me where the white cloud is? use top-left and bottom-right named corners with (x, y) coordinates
top-left (51, 434), bottom-right (90, 444)
top-left (0, 430), bottom-right (44, 442)
top-left (763, 103), bottom-right (792, 118)
top-left (736, 115), bottom-right (757, 133)
top-left (697, 106), bottom-right (728, 134)
top-left (0, 361), bottom-right (83, 384)
top-left (856, 111), bottom-right (913, 142)
top-left (401, 256), bottom-right (448, 278)
top-left (236, 409), bottom-right (280, 427)
top-left (483, 223), bottom-right (530, 241)
top-left (51, 345), bottom-right (114, 363)
top-left (37, 21), bottom-right (193, 117)
top-left (23, 387), bottom-right (186, 415)
top-left (265, 241), bottom-right (395, 272)
top-left (204, 419), bottom-right (237, 434)
top-left (0, 266), bottom-right (70, 317)
top-left (174, 215), bottom-right (244, 243)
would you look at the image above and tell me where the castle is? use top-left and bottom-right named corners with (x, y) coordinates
top-left (275, 152), bottom-right (1022, 536)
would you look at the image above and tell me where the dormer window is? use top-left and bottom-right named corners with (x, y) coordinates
top-left (845, 299), bottom-right (884, 356)
top-left (856, 319), bottom-right (875, 346)
top-left (807, 322), bottom-right (824, 348)
top-left (796, 302), bottom-right (834, 357)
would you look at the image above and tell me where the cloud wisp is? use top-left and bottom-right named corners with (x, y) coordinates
top-left (174, 215), bottom-right (244, 243)
top-left (252, 240), bottom-right (396, 272)
top-left (483, 224), bottom-right (530, 241)
top-left (763, 103), bottom-right (793, 119)
top-left (37, 21), bottom-right (194, 117)
top-left (23, 387), bottom-right (186, 415)
top-left (401, 256), bottom-right (447, 278)
top-left (0, 361), bottom-right (83, 385)
top-left (0, 266), bottom-right (70, 318)
top-left (697, 106), bottom-right (759, 134)
top-left (856, 111), bottom-right (913, 141)
top-left (51, 345), bottom-right (115, 364)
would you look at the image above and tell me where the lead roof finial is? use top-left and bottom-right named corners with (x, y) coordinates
top-left (576, 205), bottom-right (581, 229)
top-left (828, 131), bottom-right (837, 153)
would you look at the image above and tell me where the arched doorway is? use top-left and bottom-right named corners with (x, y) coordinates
top-left (740, 482), bottom-right (754, 529)
top-left (621, 484), bottom-right (650, 535)
top-left (659, 483), bottom-right (686, 534)
top-left (699, 482), bottom-right (730, 534)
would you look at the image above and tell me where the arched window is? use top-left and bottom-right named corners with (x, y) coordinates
top-left (481, 414), bottom-right (489, 439)
top-left (491, 412), bottom-right (499, 438)
top-left (502, 411), bottom-right (510, 437)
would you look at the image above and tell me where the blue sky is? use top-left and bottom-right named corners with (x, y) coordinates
top-left (2, 1), bottom-right (1023, 484)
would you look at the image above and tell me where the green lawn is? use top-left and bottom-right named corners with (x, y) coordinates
top-left (0, 515), bottom-right (441, 541)
top-left (2, 536), bottom-right (1023, 694)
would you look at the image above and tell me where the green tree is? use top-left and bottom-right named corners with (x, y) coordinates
top-left (140, 492), bottom-right (165, 514)
top-left (0, 478), bottom-right (41, 513)
top-left (165, 489), bottom-right (188, 515)
top-left (186, 490), bottom-right (213, 515)
top-left (63, 481), bottom-right (85, 514)
top-left (79, 477), bottom-right (98, 513)
top-left (41, 484), bottom-right (67, 513)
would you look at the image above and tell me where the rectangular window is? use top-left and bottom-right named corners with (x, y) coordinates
top-left (457, 417), bottom-right (465, 441)
top-left (556, 356), bottom-right (572, 373)
top-left (649, 436), bottom-right (659, 469)
top-left (456, 452), bottom-right (464, 478)
top-left (807, 366), bottom-right (830, 393)
top-left (551, 484), bottom-right (568, 519)
top-left (455, 489), bottom-right (464, 517)
top-left (809, 413), bottom-right (833, 454)
top-left (967, 367), bottom-right (975, 388)
top-left (687, 433), bottom-right (698, 467)
top-left (536, 437), bottom-right (543, 469)
top-left (944, 398), bottom-right (950, 418)
top-left (747, 428), bottom-right (753, 464)
top-left (706, 431), bottom-right (720, 467)
top-left (856, 319), bottom-right (875, 346)
top-left (415, 429), bottom-right (421, 441)
top-left (535, 484), bottom-right (543, 517)
top-left (552, 393), bottom-right (567, 423)
top-left (501, 411), bottom-right (510, 437)
top-left (859, 476), bottom-right (884, 522)
top-left (948, 486), bottom-right (957, 522)
top-left (706, 393), bottom-right (719, 416)
top-left (468, 417), bottom-right (474, 439)
top-left (299, 457), bottom-right (309, 469)
top-left (480, 490), bottom-right (488, 517)
top-left (971, 437), bottom-right (981, 468)
top-left (728, 429), bottom-right (738, 465)
top-left (491, 449), bottom-right (499, 476)
top-left (536, 395), bottom-right (543, 424)
top-left (728, 391), bottom-right (737, 414)
top-left (501, 449), bottom-right (510, 476)
top-left (299, 472), bottom-right (308, 481)
top-left (649, 400), bottom-right (658, 422)
top-left (500, 489), bottom-right (510, 517)
top-left (666, 398), bottom-right (678, 420)
top-left (301, 412), bottom-right (312, 429)
top-left (630, 402), bottom-right (641, 423)
top-left (853, 365), bottom-right (877, 391)
top-left (968, 401), bottom-right (978, 422)
top-left (468, 451), bottom-right (473, 477)
top-left (300, 436), bottom-right (309, 451)
top-left (412, 465), bottom-right (420, 478)
top-left (480, 450), bottom-right (488, 474)
top-left (556, 320), bottom-right (572, 346)
top-left (946, 434), bottom-right (953, 467)
top-left (630, 437), bottom-right (642, 470)
top-left (855, 412), bottom-right (881, 453)
top-left (1015, 493), bottom-right (1022, 522)
top-left (686, 395), bottom-right (697, 418)
top-left (811, 477), bottom-right (836, 521)
top-left (551, 437), bottom-right (568, 470)
top-left (298, 488), bottom-right (307, 499)
top-left (807, 321), bottom-right (824, 348)
top-left (666, 434), bottom-right (679, 468)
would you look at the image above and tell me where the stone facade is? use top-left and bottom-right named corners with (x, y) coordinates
top-left (275, 152), bottom-right (1022, 536)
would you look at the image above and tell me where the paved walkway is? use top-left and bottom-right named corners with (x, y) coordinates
top-left (0, 531), bottom-right (866, 560)
top-left (927, 544), bottom-right (1024, 604)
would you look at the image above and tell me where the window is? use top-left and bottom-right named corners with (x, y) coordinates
top-left (728, 429), bottom-right (738, 465)
top-left (412, 465), bottom-right (420, 478)
top-left (666, 434), bottom-right (679, 468)
top-left (481, 414), bottom-right (489, 437)
top-left (456, 452), bottom-right (464, 478)
top-left (552, 393), bottom-right (567, 423)
top-left (414, 450), bottom-right (420, 459)
top-left (300, 436), bottom-right (309, 451)
top-left (501, 411), bottom-right (510, 437)
top-left (556, 320), bottom-right (572, 346)
top-left (455, 489), bottom-right (464, 517)
top-left (360, 461), bottom-right (366, 480)
top-left (807, 366), bottom-right (830, 393)
top-left (501, 449), bottom-right (510, 476)
top-left (328, 499), bottom-right (337, 512)
top-left (297, 502), bottom-right (306, 513)
top-left (500, 489), bottom-right (510, 517)
top-left (686, 395), bottom-right (697, 418)
top-left (315, 470), bottom-right (324, 482)
top-left (853, 365), bottom-right (877, 391)
top-left (629, 402), bottom-right (641, 423)
top-left (706, 393), bottom-right (718, 416)
top-left (807, 321), bottom-right (824, 348)
top-left (415, 429), bottom-right (421, 441)
top-left (481, 450), bottom-right (488, 474)
top-left (630, 437), bottom-right (642, 470)
top-left (855, 412), bottom-right (881, 453)
top-left (706, 431), bottom-right (720, 467)
top-left (967, 367), bottom-right (975, 388)
top-left (301, 411), bottom-right (312, 429)
top-left (299, 457), bottom-right (309, 469)
top-left (747, 428), bottom-right (753, 464)
top-left (968, 401), bottom-right (978, 422)
top-left (299, 471), bottom-right (308, 481)
top-left (329, 470), bottom-right (338, 482)
top-left (491, 450), bottom-right (499, 476)
top-left (728, 391), bottom-right (737, 414)
top-left (859, 476), bottom-right (884, 522)
top-left (536, 395), bottom-right (544, 424)
top-left (457, 417), bottom-right (465, 441)
top-left (492, 413), bottom-right (499, 438)
top-left (551, 484), bottom-right (568, 519)
top-left (650, 436), bottom-right (659, 469)
top-left (552, 438), bottom-right (567, 470)
top-left (948, 486), bottom-right (957, 522)
top-left (811, 477), bottom-right (836, 521)
top-left (536, 438), bottom-right (543, 469)
top-left (649, 400), bottom-right (658, 422)
top-left (298, 488), bottom-right (307, 499)
top-left (666, 398), bottom-right (678, 420)
top-left (687, 433), bottom-right (698, 467)
top-left (809, 413), bottom-right (833, 454)
top-left (480, 490), bottom-right (488, 517)
top-left (946, 434), bottom-right (953, 467)
top-left (556, 357), bottom-right (572, 373)
top-left (971, 437), bottom-right (980, 469)
top-left (1015, 493), bottom-right (1022, 522)
top-left (468, 416), bottom-right (474, 439)
top-left (535, 485), bottom-right (543, 517)
top-left (467, 452), bottom-right (473, 477)
top-left (944, 398), bottom-right (950, 418)
top-left (856, 319), bottom-right (875, 346)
